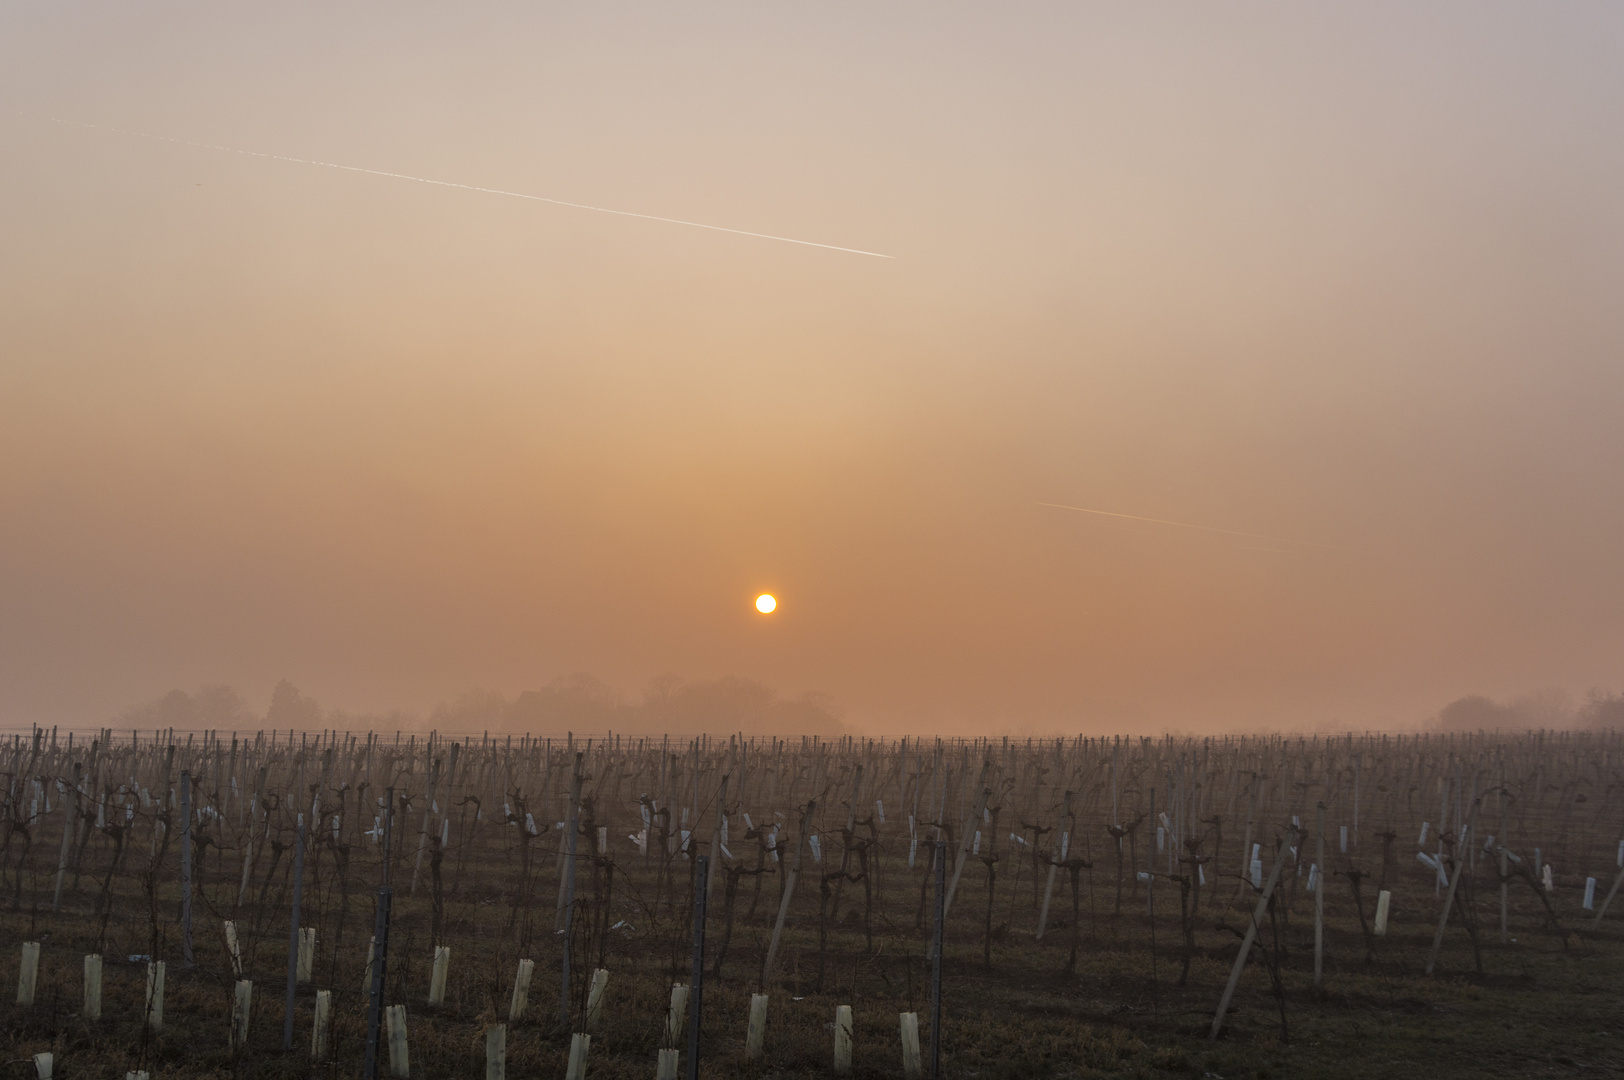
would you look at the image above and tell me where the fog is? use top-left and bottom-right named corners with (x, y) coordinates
top-left (4, 4), bottom-right (1624, 735)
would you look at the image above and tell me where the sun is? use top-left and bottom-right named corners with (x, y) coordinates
top-left (755, 593), bottom-right (777, 614)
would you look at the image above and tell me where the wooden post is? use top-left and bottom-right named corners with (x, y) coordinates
top-left (1314, 801), bottom-right (1325, 987)
top-left (1036, 791), bottom-right (1072, 940)
top-left (144, 960), bottom-right (165, 1031)
top-left (761, 801), bottom-right (809, 984)
top-left (565, 1033), bottom-right (591, 1080)
top-left (1497, 780), bottom-right (1510, 941)
top-left (1425, 797), bottom-right (1481, 976)
top-left (1147, 786), bottom-right (1157, 917)
top-left (746, 994), bottom-right (769, 1060)
top-left (585, 968), bottom-right (609, 1028)
top-left (53, 763), bottom-right (80, 911)
top-left (238, 765), bottom-right (266, 907)
top-left (656, 1049), bottom-right (679, 1080)
top-left (827, 768), bottom-right (856, 916)
top-left (17, 941), bottom-right (40, 1006)
top-left (929, 840), bottom-right (945, 1080)
top-left (706, 773), bottom-right (730, 907)
top-left (833, 1004), bottom-right (854, 1075)
top-left (1235, 775), bottom-right (1259, 900)
top-left (943, 767), bottom-right (992, 918)
top-left (231, 979), bottom-right (253, 1052)
top-left (1374, 889), bottom-right (1392, 935)
top-left (312, 989), bottom-right (332, 1061)
top-left (284, 816), bottom-right (306, 1050)
top-left (386, 1004), bottom-right (410, 1077)
top-left (559, 754), bottom-right (583, 1026)
top-left (485, 1024), bottom-right (506, 1080)
top-left (364, 887), bottom-right (394, 1080)
top-left (84, 954), bottom-right (103, 1021)
top-left (1210, 831), bottom-right (1292, 1039)
top-left (179, 770), bottom-right (193, 964)
top-left (556, 754), bottom-right (583, 931)
top-left (685, 854), bottom-right (709, 1080)
top-left (664, 984), bottom-right (690, 1047)
top-left (410, 756), bottom-right (440, 894)
top-left (508, 959), bottom-right (534, 1021)
top-left (428, 945), bottom-right (450, 1005)
top-left (900, 1012), bottom-right (922, 1079)
top-left (1352, 752), bottom-right (1360, 846)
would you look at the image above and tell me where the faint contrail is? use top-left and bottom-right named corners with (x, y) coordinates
top-left (48, 117), bottom-right (893, 259)
top-left (1037, 502), bottom-right (1333, 549)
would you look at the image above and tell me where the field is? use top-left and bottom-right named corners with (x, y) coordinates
top-left (2, 727), bottom-right (1622, 1079)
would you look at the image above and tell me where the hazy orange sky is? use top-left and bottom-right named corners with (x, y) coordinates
top-left (4, 4), bottom-right (1623, 733)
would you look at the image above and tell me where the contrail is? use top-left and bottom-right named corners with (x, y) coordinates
top-left (47, 117), bottom-right (893, 259)
top-left (1037, 502), bottom-right (1333, 549)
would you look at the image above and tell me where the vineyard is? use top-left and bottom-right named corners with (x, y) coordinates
top-left (2, 726), bottom-right (1622, 1079)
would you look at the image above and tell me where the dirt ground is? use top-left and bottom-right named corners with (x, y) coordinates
top-left (4, 835), bottom-right (1620, 1080)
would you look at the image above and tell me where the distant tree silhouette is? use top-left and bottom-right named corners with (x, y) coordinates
top-left (111, 672), bottom-right (846, 735)
top-left (1578, 691), bottom-right (1624, 729)
top-left (265, 678), bottom-right (323, 728)
top-left (1433, 695), bottom-right (1520, 731)
top-left (469, 673), bottom-right (845, 734)
top-left (118, 683), bottom-right (252, 729)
